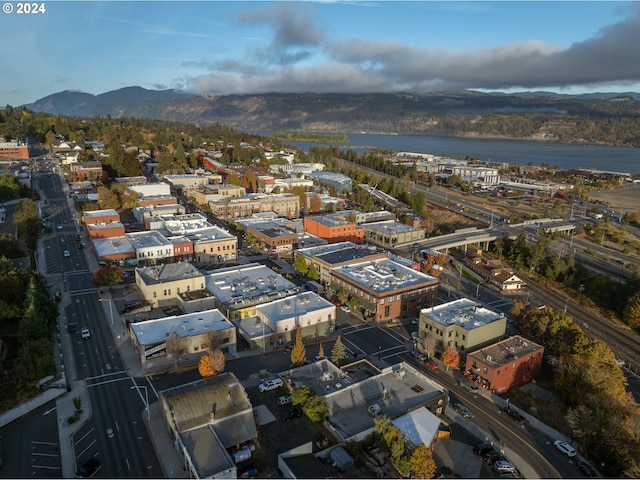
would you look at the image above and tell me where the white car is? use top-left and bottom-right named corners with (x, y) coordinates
top-left (81, 327), bottom-right (91, 339)
top-left (340, 305), bottom-right (350, 313)
top-left (554, 440), bottom-right (577, 457)
top-left (63, 250), bottom-right (70, 257)
top-left (57, 224), bottom-right (63, 230)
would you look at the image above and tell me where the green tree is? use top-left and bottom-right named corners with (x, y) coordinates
top-left (307, 263), bottom-right (319, 281)
top-left (331, 335), bottom-right (348, 365)
top-left (291, 385), bottom-right (328, 423)
top-left (0, 173), bottom-right (20, 201)
top-left (410, 443), bottom-right (437, 480)
top-left (18, 277), bottom-right (50, 342)
top-left (91, 266), bottom-right (124, 287)
top-left (623, 291), bottom-right (640, 332)
top-left (14, 199), bottom-right (42, 239)
top-left (290, 328), bottom-right (307, 366)
top-left (293, 254), bottom-right (309, 275)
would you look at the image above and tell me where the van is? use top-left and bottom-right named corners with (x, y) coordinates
top-left (258, 378), bottom-right (283, 392)
top-left (277, 395), bottom-right (293, 406)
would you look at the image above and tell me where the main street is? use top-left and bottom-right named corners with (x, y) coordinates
top-left (37, 169), bottom-right (162, 477)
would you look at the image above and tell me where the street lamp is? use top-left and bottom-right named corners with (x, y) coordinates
top-left (99, 298), bottom-right (114, 326)
top-left (475, 280), bottom-right (484, 300)
top-left (130, 385), bottom-right (150, 421)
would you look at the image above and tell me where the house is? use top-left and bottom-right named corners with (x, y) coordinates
top-left (464, 335), bottom-right (544, 393)
top-left (303, 214), bottom-right (364, 244)
top-left (159, 374), bottom-right (257, 479)
top-left (464, 251), bottom-right (526, 292)
top-left (136, 262), bottom-right (205, 308)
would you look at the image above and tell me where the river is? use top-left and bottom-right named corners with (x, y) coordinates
top-left (277, 133), bottom-right (640, 174)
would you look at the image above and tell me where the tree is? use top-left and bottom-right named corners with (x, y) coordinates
top-left (97, 185), bottom-right (120, 210)
top-left (293, 254), bottom-right (309, 275)
top-left (91, 265), bottom-right (124, 287)
top-left (317, 342), bottom-right (325, 359)
top-left (291, 385), bottom-right (329, 422)
top-left (307, 263), bottom-right (319, 281)
top-left (209, 348), bottom-right (226, 375)
top-left (336, 289), bottom-right (348, 305)
top-left (623, 291), bottom-right (640, 332)
top-left (410, 443), bottom-right (437, 480)
top-left (442, 346), bottom-right (460, 371)
top-left (331, 335), bottom-right (348, 365)
top-left (166, 331), bottom-right (190, 367)
top-left (290, 328), bottom-right (307, 366)
top-left (198, 355), bottom-right (215, 378)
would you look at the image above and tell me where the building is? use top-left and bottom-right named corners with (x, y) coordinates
top-left (362, 220), bottom-right (425, 248)
top-left (0, 141), bottom-right (30, 159)
top-left (307, 171), bottom-right (353, 192)
top-left (127, 231), bottom-right (175, 265)
top-left (136, 262), bottom-right (205, 308)
top-left (330, 258), bottom-right (439, 323)
top-left (163, 173), bottom-right (223, 194)
top-left (129, 308), bottom-right (236, 364)
top-left (296, 242), bottom-right (388, 285)
top-left (86, 222), bottom-right (126, 240)
top-left (246, 221), bottom-right (298, 255)
top-left (418, 298), bottom-right (506, 357)
top-left (303, 214), bottom-right (364, 245)
top-left (250, 193), bottom-right (300, 219)
top-left (195, 184), bottom-right (246, 205)
top-left (464, 335), bottom-right (544, 393)
top-left (236, 291), bottom-right (336, 350)
top-left (70, 162), bottom-right (107, 183)
top-left (92, 236), bottom-right (136, 264)
top-left (82, 209), bottom-right (120, 225)
top-left (159, 375), bottom-right (257, 479)
top-left (464, 252), bottom-right (526, 292)
top-left (132, 204), bottom-right (186, 223)
top-left (204, 263), bottom-right (298, 322)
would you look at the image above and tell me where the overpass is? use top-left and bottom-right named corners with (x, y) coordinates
top-left (396, 218), bottom-right (576, 254)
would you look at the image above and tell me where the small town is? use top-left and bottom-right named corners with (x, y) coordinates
top-left (1, 118), bottom-right (639, 480)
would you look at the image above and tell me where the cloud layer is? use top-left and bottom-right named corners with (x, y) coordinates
top-left (182, 3), bottom-right (640, 95)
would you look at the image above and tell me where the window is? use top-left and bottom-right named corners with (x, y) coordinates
top-left (384, 305), bottom-right (390, 317)
top-left (483, 367), bottom-right (488, 374)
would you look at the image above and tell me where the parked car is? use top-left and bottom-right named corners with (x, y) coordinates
top-left (411, 351), bottom-right (426, 362)
top-left (553, 440), bottom-right (577, 457)
top-left (453, 402), bottom-right (473, 418)
top-left (120, 303), bottom-right (142, 314)
top-left (339, 305), bottom-right (350, 313)
top-left (75, 456), bottom-right (100, 478)
top-left (258, 378), bottom-right (283, 392)
top-left (81, 327), bottom-right (91, 339)
top-left (277, 395), bottom-right (293, 406)
top-left (493, 461), bottom-right (517, 474)
top-left (281, 406), bottom-right (303, 422)
top-left (67, 323), bottom-right (78, 334)
top-left (425, 360), bottom-right (439, 371)
top-left (473, 442), bottom-right (495, 456)
top-left (502, 406), bottom-right (526, 424)
top-left (458, 379), bottom-right (479, 392)
top-left (576, 460), bottom-right (597, 478)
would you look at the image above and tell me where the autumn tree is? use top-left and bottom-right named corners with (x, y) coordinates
top-left (290, 328), bottom-right (307, 366)
top-left (317, 342), bottom-right (325, 359)
top-left (331, 335), bottom-right (348, 365)
top-left (410, 443), bottom-right (437, 480)
top-left (336, 289), bottom-right (348, 305)
top-left (166, 331), bottom-right (190, 366)
top-left (198, 355), bottom-right (215, 378)
top-left (91, 265), bottom-right (124, 287)
top-left (623, 290), bottom-right (640, 333)
top-left (442, 346), bottom-right (460, 371)
top-left (97, 185), bottom-right (121, 210)
top-left (309, 193), bottom-right (323, 213)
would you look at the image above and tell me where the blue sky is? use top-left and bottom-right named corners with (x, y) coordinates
top-left (2, 1), bottom-right (640, 106)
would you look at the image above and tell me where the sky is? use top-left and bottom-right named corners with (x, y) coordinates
top-left (2, 1), bottom-right (640, 106)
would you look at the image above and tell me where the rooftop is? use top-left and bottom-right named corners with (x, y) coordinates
top-left (332, 258), bottom-right (437, 293)
top-left (204, 263), bottom-right (297, 306)
top-left (130, 308), bottom-right (231, 346)
top-left (83, 209), bottom-right (118, 218)
top-left (126, 230), bottom-right (173, 249)
top-left (363, 220), bottom-right (424, 234)
top-left (468, 335), bottom-right (544, 366)
top-left (316, 245), bottom-right (386, 266)
top-left (137, 262), bottom-right (203, 286)
top-left (421, 297), bottom-right (504, 330)
top-left (92, 236), bottom-right (135, 257)
top-left (257, 291), bottom-right (335, 324)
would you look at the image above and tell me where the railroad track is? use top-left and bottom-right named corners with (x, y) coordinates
top-left (522, 275), bottom-right (640, 374)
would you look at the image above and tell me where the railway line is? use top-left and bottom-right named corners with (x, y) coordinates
top-left (521, 275), bottom-right (640, 375)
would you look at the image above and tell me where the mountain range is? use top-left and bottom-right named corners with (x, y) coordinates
top-left (23, 87), bottom-right (640, 136)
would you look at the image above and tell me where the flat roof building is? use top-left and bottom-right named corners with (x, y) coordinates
top-left (362, 220), bottom-right (425, 248)
top-left (418, 297), bottom-right (506, 358)
top-left (136, 262), bottom-right (205, 308)
top-left (129, 308), bottom-right (236, 364)
top-left (204, 263), bottom-right (298, 321)
top-left (330, 258), bottom-right (439, 323)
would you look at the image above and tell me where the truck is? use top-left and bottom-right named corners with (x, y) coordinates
top-left (303, 281), bottom-right (324, 294)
